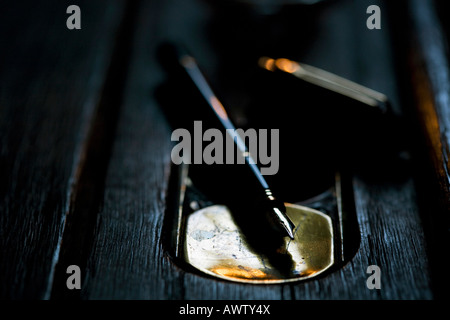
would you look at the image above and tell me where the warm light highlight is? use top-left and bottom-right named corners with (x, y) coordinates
top-left (210, 96), bottom-right (228, 121)
top-left (275, 58), bottom-right (299, 73)
top-left (211, 266), bottom-right (271, 280)
top-left (258, 57), bottom-right (276, 71)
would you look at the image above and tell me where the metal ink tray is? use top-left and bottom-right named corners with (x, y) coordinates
top-left (163, 162), bottom-right (360, 284)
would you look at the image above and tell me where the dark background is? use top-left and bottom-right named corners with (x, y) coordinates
top-left (0, 0), bottom-right (449, 300)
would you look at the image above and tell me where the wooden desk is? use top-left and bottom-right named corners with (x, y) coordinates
top-left (1, 0), bottom-right (449, 300)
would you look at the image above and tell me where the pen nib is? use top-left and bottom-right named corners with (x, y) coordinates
top-left (272, 206), bottom-right (296, 240)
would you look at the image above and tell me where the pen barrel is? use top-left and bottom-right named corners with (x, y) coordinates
top-left (158, 43), bottom-right (285, 218)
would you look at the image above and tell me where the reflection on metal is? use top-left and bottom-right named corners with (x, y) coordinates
top-left (275, 58), bottom-right (300, 73)
top-left (258, 57), bottom-right (388, 109)
top-left (183, 203), bottom-right (334, 283)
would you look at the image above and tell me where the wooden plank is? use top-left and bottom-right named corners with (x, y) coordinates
top-left (288, 0), bottom-right (433, 299)
top-left (49, 0), bottom-right (138, 300)
top-left (0, 0), bottom-right (125, 299)
top-left (387, 0), bottom-right (450, 299)
top-left (80, 0), bottom-right (176, 299)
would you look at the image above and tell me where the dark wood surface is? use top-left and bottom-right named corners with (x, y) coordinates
top-left (1, 0), bottom-right (449, 300)
top-left (0, 0), bottom-right (126, 299)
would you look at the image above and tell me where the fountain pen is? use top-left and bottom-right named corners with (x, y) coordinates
top-left (159, 43), bottom-right (296, 239)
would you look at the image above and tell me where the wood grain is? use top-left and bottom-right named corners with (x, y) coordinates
top-left (79, 0), bottom-right (433, 299)
top-left (1, 0), bottom-right (446, 300)
top-left (388, 0), bottom-right (450, 299)
top-left (0, 0), bottom-right (125, 299)
top-left (289, 0), bottom-right (433, 300)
